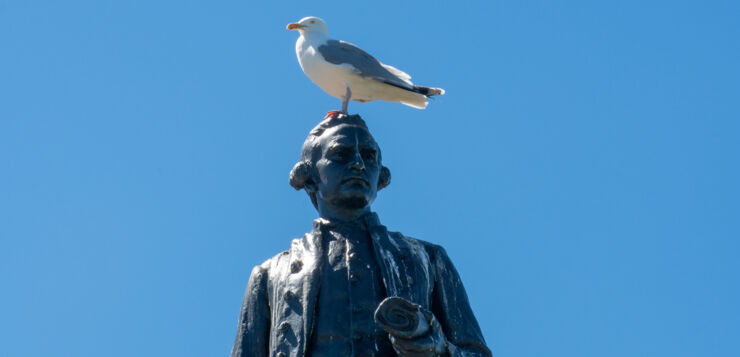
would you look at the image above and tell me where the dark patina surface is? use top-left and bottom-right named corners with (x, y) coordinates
top-left (231, 114), bottom-right (492, 357)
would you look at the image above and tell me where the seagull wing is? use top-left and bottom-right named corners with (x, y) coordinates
top-left (317, 40), bottom-right (414, 91)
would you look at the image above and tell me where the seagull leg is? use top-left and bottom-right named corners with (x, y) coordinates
top-left (341, 86), bottom-right (352, 114)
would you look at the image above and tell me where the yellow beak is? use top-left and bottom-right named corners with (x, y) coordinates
top-left (286, 23), bottom-right (305, 30)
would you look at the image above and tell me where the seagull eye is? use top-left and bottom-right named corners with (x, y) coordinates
top-left (310, 20), bottom-right (315, 24)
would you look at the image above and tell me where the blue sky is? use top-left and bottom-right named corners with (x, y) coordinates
top-left (1, 1), bottom-right (738, 356)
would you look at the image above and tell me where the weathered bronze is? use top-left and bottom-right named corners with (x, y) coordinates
top-left (231, 113), bottom-right (492, 357)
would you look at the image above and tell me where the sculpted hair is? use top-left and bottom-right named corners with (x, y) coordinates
top-left (289, 114), bottom-right (391, 208)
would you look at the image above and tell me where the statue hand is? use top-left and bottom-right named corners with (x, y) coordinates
top-left (388, 308), bottom-right (447, 357)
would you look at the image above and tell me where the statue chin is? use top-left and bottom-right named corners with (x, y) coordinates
top-left (330, 196), bottom-right (370, 211)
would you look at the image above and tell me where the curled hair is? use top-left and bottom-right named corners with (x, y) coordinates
top-left (289, 114), bottom-right (391, 208)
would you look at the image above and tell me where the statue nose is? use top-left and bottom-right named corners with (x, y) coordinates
top-left (349, 152), bottom-right (365, 171)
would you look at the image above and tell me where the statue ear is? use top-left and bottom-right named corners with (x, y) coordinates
top-left (289, 161), bottom-right (315, 191)
top-left (378, 165), bottom-right (391, 190)
top-left (304, 180), bottom-right (318, 194)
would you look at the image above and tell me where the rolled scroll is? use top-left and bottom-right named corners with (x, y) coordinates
top-left (374, 296), bottom-right (430, 339)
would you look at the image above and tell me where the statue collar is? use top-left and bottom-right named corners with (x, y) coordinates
top-left (311, 212), bottom-right (382, 233)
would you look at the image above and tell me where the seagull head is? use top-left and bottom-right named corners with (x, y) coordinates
top-left (286, 16), bottom-right (328, 36)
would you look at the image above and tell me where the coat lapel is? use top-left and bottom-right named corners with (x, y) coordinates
top-left (290, 224), bottom-right (324, 356)
top-left (366, 213), bottom-right (431, 307)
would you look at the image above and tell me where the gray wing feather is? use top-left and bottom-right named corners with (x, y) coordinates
top-left (318, 40), bottom-right (413, 90)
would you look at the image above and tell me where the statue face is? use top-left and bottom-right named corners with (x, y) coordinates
top-left (313, 124), bottom-right (381, 215)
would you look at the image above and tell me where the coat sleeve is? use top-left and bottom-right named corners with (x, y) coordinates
top-left (429, 245), bottom-right (493, 357)
top-left (231, 265), bottom-right (270, 357)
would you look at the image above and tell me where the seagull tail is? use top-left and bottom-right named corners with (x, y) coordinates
top-left (413, 85), bottom-right (445, 97)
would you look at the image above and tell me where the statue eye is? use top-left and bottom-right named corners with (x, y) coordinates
top-left (329, 147), bottom-right (352, 161)
top-left (361, 149), bottom-right (377, 162)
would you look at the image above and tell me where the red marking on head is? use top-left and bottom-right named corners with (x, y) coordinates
top-left (325, 110), bottom-right (341, 119)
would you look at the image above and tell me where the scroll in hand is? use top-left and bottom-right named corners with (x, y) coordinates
top-left (374, 297), bottom-right (447, 357)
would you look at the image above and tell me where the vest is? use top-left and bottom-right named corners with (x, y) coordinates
top-left (307, 220), bottom-right (395, 357)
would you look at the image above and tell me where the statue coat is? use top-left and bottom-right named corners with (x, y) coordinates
top-left (231, 213), bottom-right (492, 357)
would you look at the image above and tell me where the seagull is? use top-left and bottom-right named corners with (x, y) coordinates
top-left (287, 16), bottom-right (445, 114)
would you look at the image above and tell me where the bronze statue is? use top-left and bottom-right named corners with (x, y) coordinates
top-left (231, 113), bottom-right (491, 357)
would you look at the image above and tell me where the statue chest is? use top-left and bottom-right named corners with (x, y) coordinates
top-left (308, 230), bottom-right (395, 356)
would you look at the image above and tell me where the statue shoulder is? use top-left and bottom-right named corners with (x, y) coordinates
top-left (387, 231), bottom-right (447, 257)
top-left (250, 244), bottom-right (294, 276)
top-left (253, 232), bottom-right (315, 272)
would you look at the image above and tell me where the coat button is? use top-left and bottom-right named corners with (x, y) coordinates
top-left (279, 321), bottom-right (290, 333)
top-left (290, 260), bottom-right (303, 273)
top-left (349, 275), bottom-right (358, 283)
top-left (284, 290), bottom-right (294, 301)
top-left (276, 352), bottom-right (286, 357)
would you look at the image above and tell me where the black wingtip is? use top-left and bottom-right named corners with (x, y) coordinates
top-left (413, 85), bottom-right (445, 96)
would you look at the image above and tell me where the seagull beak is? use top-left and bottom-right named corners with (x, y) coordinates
top-left (286, 23), bottom-right (305, 30)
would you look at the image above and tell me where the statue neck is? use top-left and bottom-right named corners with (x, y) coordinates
top-left (316, 201), bottom-right (371, 223)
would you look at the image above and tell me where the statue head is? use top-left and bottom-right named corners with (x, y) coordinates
top-left (290, 114), bottom-right (391, 220)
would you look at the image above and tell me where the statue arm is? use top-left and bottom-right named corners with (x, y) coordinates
top-left (430, 245), bottom-right (492, 357)
top-left (231, 265), bottom-right (270, 357)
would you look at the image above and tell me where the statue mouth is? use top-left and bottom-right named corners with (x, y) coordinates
top-left (341, 177), bottom-right (369, 186)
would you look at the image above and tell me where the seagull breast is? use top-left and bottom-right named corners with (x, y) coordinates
top-left (296, 34), bottom-right (356, 100)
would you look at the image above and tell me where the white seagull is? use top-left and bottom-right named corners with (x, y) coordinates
top-left (287, 16), bottom-right (445, 114)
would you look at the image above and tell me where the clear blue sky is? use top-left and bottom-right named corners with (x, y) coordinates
top-left (1, 1), bottom-right (738, 356)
